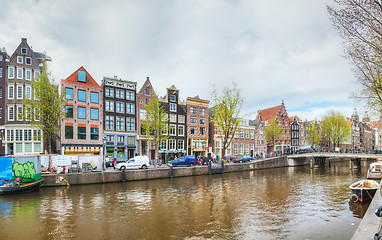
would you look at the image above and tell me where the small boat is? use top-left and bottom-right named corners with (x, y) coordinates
top-left (349, 179), bottom-right (379, 202)
top-left (0, 179), bottom-right (44, 195)
top-left (367, 161), bottom-right (382, 179)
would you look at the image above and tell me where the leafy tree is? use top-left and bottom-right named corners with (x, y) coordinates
top-left (141, 96), bottom-right (169, 167)
top-left (321, 111), bottom-right (351, 148)
top-left (307, 119), bottom-right (322, 148)
top-left (23, 62), bottom-right (66, 154)
top-left (210, 82), bottom-right (243, 158)
top-left (328, 0), bottom-right (382, 114)
top-left (265, 119), bottom-right (282, 152)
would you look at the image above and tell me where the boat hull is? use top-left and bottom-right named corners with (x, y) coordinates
top-left (0, 179), bottom-right (44, 195)
top-left (349, 180), bottom-right (379, 202)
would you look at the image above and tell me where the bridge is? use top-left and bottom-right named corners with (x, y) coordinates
top-left (286, 152), bottom-right (381, 167)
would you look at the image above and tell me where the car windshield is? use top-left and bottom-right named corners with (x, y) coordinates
top-left (127, 159), bottom-right (135, 163)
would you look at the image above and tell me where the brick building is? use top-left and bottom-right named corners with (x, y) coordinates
top-left (186, 96), bottom-right (209, 157)
top-left (61, 66), bottom-right (103, 155)
top-left (103, 76), bottom-right (137, 160)
top-left (231, 119), bottom-right (255, 158)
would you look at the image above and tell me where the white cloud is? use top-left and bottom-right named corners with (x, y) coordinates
top-left (0, 0), bottom-right (365, 121)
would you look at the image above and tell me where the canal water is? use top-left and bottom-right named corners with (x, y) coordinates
top-left (0, 160), bottom-right (374, 239)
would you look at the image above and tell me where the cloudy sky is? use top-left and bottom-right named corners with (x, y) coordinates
top-left (0, 0), bottom-right (364, 121)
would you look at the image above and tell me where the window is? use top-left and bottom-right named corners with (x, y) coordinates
top-left (34, 71), bottom-right (39, 80)
top-left (21, 48), bottom-right (27, 54)
top-left (116, 102), bottom-right (124, 113)
top-left (169, 124), bottom-right (176, 136)
top-left (200, 108), bottom-right (205, 115)
top-left (17, 56), bottom-right (23, 64)
top-left (78, 90), bottom-right (86, 102)
top-left (78, 70), bottom-right (86, 83)
top-left (234, 144), bottom-right (238, 155)
top-left (201, 140), bottom-right (206, 149)
top-left (0, 107), bottom-right (2, 118)
top-left (250, 131), bottom-right (254, 139)
top-left (6, 130), bottom-right (14, 141)
top-left (191, 126), bottom-right (196, 134)
top-left (17, 106), bottom-right (23, 121)
top-left (25, 143), bottom-right (32, 153)
top-left (65, 88), bottom-right (73, 100)
top-left (17, 68), bottom-right (23, 79)
top-left (91, 127), bottom-right (99, 140)
top-left (116, 89), bottom-right (124, 99)
top-left (245, 144), bottom-right (249, 155)
top-left (8, 85), bottom-right (14, 99)
top-left (200, 118), bottom-right (205, 124)
top-left (127, 117), bottom-right (135, 131)
top-left (105, 88), bottom-right (114, 97)
top-left (170, 95), bottom-right (176, 102)
top-left (25, 108), bottom-right (32, 120)
top-left (193, 140), bottom-right (199, 148)
top-left (8, 67), bottom-right (14, 78)
top-left (24, 130), bottom-right (32, 141)
top-left (126, 103), bottom-right (135, 114)
top-left (170, 114), bottom-right (177, 122)
top-left (178, 140), bottom-right (184, 150)
top-left (90, 108), bottom-right (99, 120)
top-left (25, 86), bottom-right (31, 99)
top-left (105, 100), bottom-right (114, 112)
top-left (106, 135), bottom-right (114, 142)
top-left (0, 55), bottom-right (2, 61)
top-left (25, 57), bottom-right (31, 65)
top-left (78, 107), bottom-right (86, 119)
top-left (34, 143), bottom-right (41, 153)
top-left (145, 88), bottom-right (150, 96)
top-left (17, 85), bottom-right (23, 99)
top-left (140, 109), bottom-right (147, 120)
top-left (240, 144), bottom-right (244, 155)
top-left (145, 98), bottom-right (149, 105)
top-left (170, 103), bottom-right (176, 112)
top-left (169, 139), bottom-right (176, 150)
top-left (190, 107), bottom-right (196, 114)
top-left (117, 135), bottom-right (125, 143)
top-left (240, 130), bottom-right (244, 138)
top-left (0, 67), bottom-right (2, 78)
top-left (160, 140), bottom-right (167, 150)
top-left (116, 116), bottom-right (125, 131)
top-left (200, 127), bottom-right (205, 135)
top-left (178, 125), bottom-right (184, 136)
top-left (78, 127), bottom-right (86, 139)
top-left (245, 131), bottom-right (249, 139)
top-left (34, 108), bottom-right (40, 121)
top-left (178, 115), bottom-right (185, 123)
top-left (65, 126), bottom-right (73, 139)
top-left (15, 129), bottom-right (22, 141)
top-left (126, 91), bottom-right (134, 100)
top-left (190, 116), bottom-right (196, 124)
top-left (90, 92), bottom-right (99, 103)
top-left (106, 116), bottom-right (114, 130)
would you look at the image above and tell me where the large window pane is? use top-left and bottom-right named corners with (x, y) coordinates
top-left (65, 88), bottom-right (73, 100)
top-left (90, 92), bottom-right (99, 103)
top-left (66, 105), bottom-right (73, 118)
top-left (65, 126), bottom-right (73, 139)
top-left (78, 90), bottom-right (86, 102)
top-left (78, 127), bottom-right (86, 139)
top-left (78, 107), bottom-right (86, 119)
top-left (91, 127), bottom-right (99, 140)
top-left (90, 108), bottom-right (99, 120)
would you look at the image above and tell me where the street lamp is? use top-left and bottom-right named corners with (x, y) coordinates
top-left (102, 137), bottom-right (106, 170)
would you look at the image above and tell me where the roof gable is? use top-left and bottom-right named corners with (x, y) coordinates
top-left (258, 105), bottom-right (281, 123)
top-left (62, 66), bottom-right (101, 89)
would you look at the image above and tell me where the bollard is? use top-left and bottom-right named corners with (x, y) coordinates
top-left (170, 165), bottom-right (173, 178)
top-left (208, 160), bottom-right (212, 175)
top-left (310, 159), bottom-right (313, 169)
top-left (349, 159), bottom-right (352, 170)
top-left (122, 168), bottom-right (126, 182)
top-left (221, 159), bottom-right (224, 173)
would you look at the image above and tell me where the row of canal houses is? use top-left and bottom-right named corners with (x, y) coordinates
top-left (1, 38), bottom-right (382, 160)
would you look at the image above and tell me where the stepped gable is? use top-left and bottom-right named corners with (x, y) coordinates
top-left (62, 66), bottom-right (102, 89)
top-left (258, 105), bottom-right (282, 123)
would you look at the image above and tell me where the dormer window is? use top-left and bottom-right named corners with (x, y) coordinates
top-left (21, 48), bottom-right (27, 54)
top-left (78, 70), bottom-right (86, 83)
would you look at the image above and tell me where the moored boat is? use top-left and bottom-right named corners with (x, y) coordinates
top-left (0, 179), bottom-right (44, 195)
top-left (367, 161), bottom-right (382, 179)
top-left (349, 179), bottom-right (379, 203)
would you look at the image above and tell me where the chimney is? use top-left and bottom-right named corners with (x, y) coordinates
top-left (21, 38), bottom-right (27, 43)
top-left (146, 77), bottom-right (150, 81)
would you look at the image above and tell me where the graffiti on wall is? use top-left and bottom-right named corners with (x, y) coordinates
top-left (13, 162), bottom-right (37, 180)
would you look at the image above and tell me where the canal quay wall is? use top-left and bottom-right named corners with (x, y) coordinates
top-left (42, 155), bottom-right (293, 187)
top-left (352, 182), bottom-right (382, 240)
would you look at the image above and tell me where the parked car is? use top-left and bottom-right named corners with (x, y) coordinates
top-left (167, 155), bottom-right (197, 167)
top-left (295, 145), bottom-right (313, 154)
top-left (233, 156), bottom-right (252, 163)
top-left (114, 156), bottom-right (150, 170)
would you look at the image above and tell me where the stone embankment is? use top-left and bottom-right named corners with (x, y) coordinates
top-left (42, 156), bottom-right (290, 187)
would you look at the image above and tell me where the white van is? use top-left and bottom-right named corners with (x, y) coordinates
top-left (114, 156), bottom-right (150, 170)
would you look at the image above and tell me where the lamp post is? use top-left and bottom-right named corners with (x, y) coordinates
top-left (102, 137), bottom-right (106, 170)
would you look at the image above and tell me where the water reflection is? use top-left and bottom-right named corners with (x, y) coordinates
top-left (0, 160), bottom-right (372, 240)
